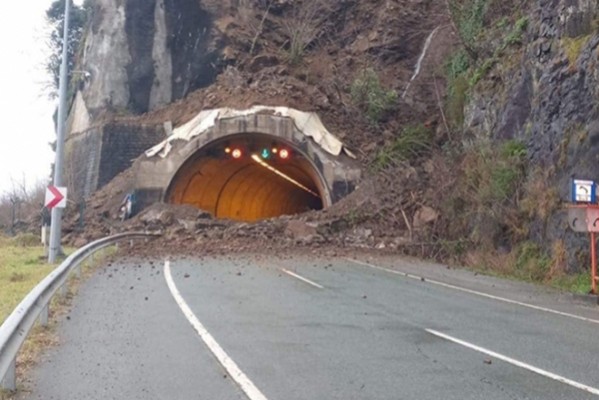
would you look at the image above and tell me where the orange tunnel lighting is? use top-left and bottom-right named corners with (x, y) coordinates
top-left (166, 136), bottom-right (325, 222)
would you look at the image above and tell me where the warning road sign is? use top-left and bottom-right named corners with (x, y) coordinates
top-left (45, 186), bottom-right (67, 209)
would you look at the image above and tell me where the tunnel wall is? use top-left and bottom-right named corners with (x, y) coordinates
top-left (65, 123), bottom-right (166, 200)
top-left (134, 113), bottom-right (361, 211)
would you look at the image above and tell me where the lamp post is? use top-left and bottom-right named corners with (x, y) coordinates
top-left (48, 0), bottom-right (71, 263)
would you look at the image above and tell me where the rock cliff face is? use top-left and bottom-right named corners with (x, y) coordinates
top-left (77, 0), bottom-right (225, 117)
top-left (66, 0), bottom-right (599, 273)
top-left (464, 0), bottom-right (598, 267)
top-left (66, 0), bottom-right (448, 198)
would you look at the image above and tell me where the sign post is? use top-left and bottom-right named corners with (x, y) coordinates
top-left (48, 0), bottom-right (71, 264)
top-left (567, 179), bottom-right (599, 294)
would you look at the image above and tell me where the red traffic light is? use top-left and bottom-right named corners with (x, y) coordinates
top-left (231, 148), bottom-right (243, 159)
top-left (279, 149), bottom-right (290, 160)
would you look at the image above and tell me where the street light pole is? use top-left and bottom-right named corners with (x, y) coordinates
top-left (48, 0), bottom-right (71, 263)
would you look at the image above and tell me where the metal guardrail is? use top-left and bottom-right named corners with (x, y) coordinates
top-left (0, 232), bottom-right (158, 391)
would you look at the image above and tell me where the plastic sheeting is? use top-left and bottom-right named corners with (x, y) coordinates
top-left (145, 106), bottom-right (354, 158)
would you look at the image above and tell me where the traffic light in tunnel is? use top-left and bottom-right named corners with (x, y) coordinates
top-left (260, 148), bottom-right (271, 160)
top-left (224, 146), bottom-right (244, 159)
top-left (231, 148), bottom-right (243, 159)
top-left (260, 147), bottom-right (291, 160)
top-left (279, 148), bottom-right (290, 160)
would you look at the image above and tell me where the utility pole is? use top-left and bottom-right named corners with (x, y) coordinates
top-left (48, 0), bottom-right (71, 263)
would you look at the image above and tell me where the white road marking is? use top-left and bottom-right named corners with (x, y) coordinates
top-left (346, 258), bottom-right (599, 325)
top-left (281, 268), bottom-right (324, 289)
top-left (426, 329), bottom-right (599, 396)
top-left (164, 261), bottom-right (269, 400)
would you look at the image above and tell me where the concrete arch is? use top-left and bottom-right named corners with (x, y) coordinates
top-left (134, 111), bottom-right (361, 221)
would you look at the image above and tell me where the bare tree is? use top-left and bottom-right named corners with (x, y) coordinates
top-left (282, 0), bottom-right (334, 64)
top-left (0, 177), bottom-right (48, 235)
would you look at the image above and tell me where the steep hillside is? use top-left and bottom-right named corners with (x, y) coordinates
top-left (440, 0), bottom-right (599, 278)
top-left (64, 0), bottom-right (599, 288)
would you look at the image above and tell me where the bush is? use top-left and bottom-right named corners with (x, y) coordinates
top-left (11, 233), bottom-right (41, 247)
top-left (373, 125), bottom-right (433, 169)
top-left (282, 0), bottom-right (331, 65)
top-left (441, 139), bottom-right (528, 249)
top-left (448, 0), bottom-right (489, 56)
top-left (351, 68), bottom-right (398, 124)
top-left (514, 242), bottom-right (551, 282)
top-left (444, 50), bottom-right (472, 125)
top-left (503, 17), bottom-right (529, 47)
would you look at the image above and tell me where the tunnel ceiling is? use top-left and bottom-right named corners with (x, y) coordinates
top-left (167, 135), bottom-right (325, 222)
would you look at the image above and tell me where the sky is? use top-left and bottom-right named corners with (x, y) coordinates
top-left (0, 0), bottom-right (83, 196)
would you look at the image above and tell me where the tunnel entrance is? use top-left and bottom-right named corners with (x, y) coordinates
top-left (166, 134), bottom-right (325, 221)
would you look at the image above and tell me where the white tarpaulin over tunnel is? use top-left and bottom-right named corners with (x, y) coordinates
top-left (145, 106), bottom-right (354, 159)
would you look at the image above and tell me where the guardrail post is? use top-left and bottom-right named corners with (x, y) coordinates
top-left (1, 358), bottom-right (17, 391)
top-left (39, 304), bottom-right (49, 327)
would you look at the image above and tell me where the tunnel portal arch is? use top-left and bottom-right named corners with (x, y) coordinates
top-left (134, 108), bottom-right (361, 222)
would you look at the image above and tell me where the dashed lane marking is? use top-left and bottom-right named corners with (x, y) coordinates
top-left (346, 258), bottom-right (599, 325)
top-left (427, 329), bottom-right (599, 396)
top-left (281, 268), bottom-right (325, 289)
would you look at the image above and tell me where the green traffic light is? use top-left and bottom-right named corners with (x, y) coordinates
top-left (261, 148), bottom-right (271, 159)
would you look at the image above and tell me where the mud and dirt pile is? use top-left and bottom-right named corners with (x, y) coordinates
top-left (63, 159), bottom-right (443, 259)
top-left (63, 0), bottom-right (453, 258)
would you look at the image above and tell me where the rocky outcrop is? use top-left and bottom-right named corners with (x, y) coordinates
top-left (464, 0), bottom-right (599, 269)
top-left (76, 0), bottom-right (225, 117)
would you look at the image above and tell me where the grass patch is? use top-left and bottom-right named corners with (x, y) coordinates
top-left (445, 50), bottom-right (471, 126)
top-left (503, 16), bottom-right (528, 47)
top-left (550, 273), bottom-right (591, 294)
top-left (441, 139), bottom-right (528, 249)
top-left (350, 68), bottom-right (398, 124)
top-left (449, 0), bottom-right (489, 51)
top-left (0, 235), bottom-right (116, 396)
top-left (0, 241), bottom-right (56, 323)
top-left (372, 125), bottom-right (433, 170)
top-left (561, 35), bottom-right (591, 66)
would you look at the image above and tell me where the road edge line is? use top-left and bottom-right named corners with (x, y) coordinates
top-left (281, 268), bottom-right (324, 289)
top-left (346, 258), bottom-right (599, 325)
top-left (426, 329), bottom-right (599, 396)
top-left (164, 260), bottom-right (269, 400)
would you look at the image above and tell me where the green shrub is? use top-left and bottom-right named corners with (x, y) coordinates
top-left (515, 242), bottom-right (550, 282)
top-left (445, 50), bottom-right (471, 126)
top-left (469, 57), bottom-right (496, 87)
top-left (446, 51), bottom-right (470, 83)
top-left (443, 139), bottom-right (528, 250)
top-left (561, 35), bottom-right (591, 66)
top-left (473, 140), bottom-right (527, 204)
top-left (504, 17), bottom-right (528, 46)
top-left (351, 68), bottom-right (398, 124)
top-left (501, 139), bottom-right (527, 158)
top-left (373, 125), bottom-right (433, 169)
top-left (448, 0), bottom-right (489, 52)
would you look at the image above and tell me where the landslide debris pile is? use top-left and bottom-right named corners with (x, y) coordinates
top-left (63, 0), bottom-right (452, 257)
top-left (64, 162), bottom-right (442, 258)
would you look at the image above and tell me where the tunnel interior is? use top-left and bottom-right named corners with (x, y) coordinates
top-left (166, 134), bottom-right (326, 221)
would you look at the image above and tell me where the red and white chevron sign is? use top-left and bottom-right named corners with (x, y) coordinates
top-left (45, 186), bottom-right (67, 209)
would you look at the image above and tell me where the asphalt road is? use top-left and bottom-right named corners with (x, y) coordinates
top-left (20, 254), bottom-right (599, 399)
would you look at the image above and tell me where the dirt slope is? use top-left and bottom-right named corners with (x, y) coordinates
top-left (63, 0), bottom-right (457, 259)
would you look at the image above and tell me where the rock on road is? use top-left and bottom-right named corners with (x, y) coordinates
top-left (20, 254), bottom-right (599, 399)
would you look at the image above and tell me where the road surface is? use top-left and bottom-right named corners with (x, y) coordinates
top-left (20, 254), bottom-right (599, 399)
